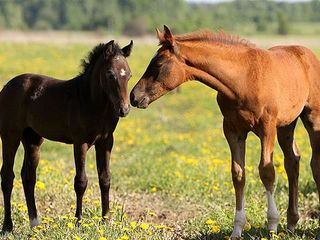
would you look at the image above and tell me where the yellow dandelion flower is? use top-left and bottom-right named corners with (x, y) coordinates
top-left (213, 185), bottom-right (220, 191)
top-left (205, 219), bottom-right (216, 225)
top-left (120, 236), bottom-right (129, 240)
top-left (245, 165), bottom-right (253, 172)
top-left (36, 181), bottom-right (45, 190)
top-left (37, 225), bottom-right (44, 230)
top-left (67, 222), bottom-right (74, 229)
top-left (130, 221), bottom-right (137, 229)
top-left (150, 186), bottom-right (157, 193)
top-left (74, 236), bottom-right (81, 240)
top-left (140, 223), bottom-right (149, 230)
top-left (210, 225), bottom-right (220, 233)
top-left (148, 211), bottom-right (157, 217)
top-left (92, 216), bottom-right (102, 221)
top-left (243, 222), bottom-right (251, 231)
top-left (99, 237), bottom-right (107, 240)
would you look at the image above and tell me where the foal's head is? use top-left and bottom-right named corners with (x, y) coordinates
top-left (86, 40), bottom-right (133, 117)
top-left (130, 26), bottom-right (186, 109)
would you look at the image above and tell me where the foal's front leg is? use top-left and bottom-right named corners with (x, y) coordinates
top-left (258, 122), bottom-right (280, 233)
top-left (95, 134), bottom-right (113, 218)
top-left (223, 120), bottom-right (248, 239)
top-left (73, 143), bottom-right (89, 221)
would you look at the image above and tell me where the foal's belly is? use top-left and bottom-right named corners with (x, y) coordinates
top-left (26, 101), bottom-right (73, 143)
top-left (29, 123), bottom-right (73, 144)
top-left (274, 79), bottom-right (309, 127)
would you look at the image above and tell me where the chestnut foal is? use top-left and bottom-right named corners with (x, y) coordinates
top-left (0, 40), bottom-right (133, 232)
top-left (130, 26), bottom-right (320, 238)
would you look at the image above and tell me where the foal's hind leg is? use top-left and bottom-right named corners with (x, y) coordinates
top-left (21, 128), bottom-right (43, 228)
top-left (301, 108), bottom-right (320, 224)
top-left (73, 143), bottom-right (88, 221)
top-left (277, 120), bottom-right (300, 232)
top-left (1, 135), bottom-right (20, 232)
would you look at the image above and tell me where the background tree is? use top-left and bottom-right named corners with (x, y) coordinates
top-left (277, 12), bottom-right (289, 35)
top-left (0, 0), bottom-right (319, 35)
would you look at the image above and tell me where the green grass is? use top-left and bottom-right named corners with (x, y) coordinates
top-left (0, 41), bottom-right (319, 239)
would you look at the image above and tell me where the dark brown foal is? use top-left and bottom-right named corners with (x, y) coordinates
top-left (0, 40), bottom-right (133, 232)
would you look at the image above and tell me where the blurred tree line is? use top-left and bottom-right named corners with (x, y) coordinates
top-left (0, 0), bottom-right (320, 35)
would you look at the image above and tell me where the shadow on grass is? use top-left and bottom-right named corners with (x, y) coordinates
top-left (185, 226), bottom-right (320, 240)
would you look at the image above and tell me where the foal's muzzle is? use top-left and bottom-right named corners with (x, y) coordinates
top-left (119, 104), bottom-right (130, 117)
top-left (130, 91), bottom-right (149, 109)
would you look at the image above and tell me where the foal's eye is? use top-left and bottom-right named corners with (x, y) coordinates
top-left (106, 71), bottom-right (115, 80)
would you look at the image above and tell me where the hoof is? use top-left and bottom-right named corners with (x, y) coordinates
top-left (267, 215), bottom-right (279, 233)
top-left (230, 236), bottom-right (242, 240)
top-left (30, 218), bottom-right (40, 228)
top-left (1, 220), bottom-right (13, 235)
top-left (230, 230), bottom-right (242, 240)
top-left (1, 225), bottom-right (13, 234)
top-left (287, 224), bottom-right (295, 234)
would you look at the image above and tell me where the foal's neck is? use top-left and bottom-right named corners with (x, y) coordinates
top-left (180, 41), bottom-right (252, 100)
top-left (77, 70), bottom-right (111, 113)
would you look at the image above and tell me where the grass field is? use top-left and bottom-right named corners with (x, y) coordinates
top-left (0, 40), bottom-right (319, 240)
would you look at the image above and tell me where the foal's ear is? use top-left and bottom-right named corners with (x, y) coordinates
top-left (163, 25), bottom-right (174, 45)
top-left (105, 40), bottom-right (115, 56)
top-left (122, 40), bottom-right (133, 57)
top-left (156, 25), bottom-right (175, 47)
top-left (156, 28), bottom-right (165, 44)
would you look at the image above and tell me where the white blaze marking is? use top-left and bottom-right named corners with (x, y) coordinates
top-left (120, 68), bottom-right (126, 77)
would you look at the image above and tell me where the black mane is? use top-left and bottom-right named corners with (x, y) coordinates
top-left (79, 42), bottom-right (123, 75)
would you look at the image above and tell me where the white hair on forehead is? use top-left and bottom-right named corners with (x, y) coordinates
top-left (120, 68), bottom-right (126, 76)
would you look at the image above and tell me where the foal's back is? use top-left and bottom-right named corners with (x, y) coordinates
top-left (0, 73), bottom-right (75, 142)
top-left (256, 45), bottom-right (320, 127)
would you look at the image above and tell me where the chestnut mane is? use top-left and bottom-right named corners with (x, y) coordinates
top-left (175, 30), bottom-right (255, 47)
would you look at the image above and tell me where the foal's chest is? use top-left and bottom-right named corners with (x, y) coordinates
top-left (216, 93), bottom-right (261, 130)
